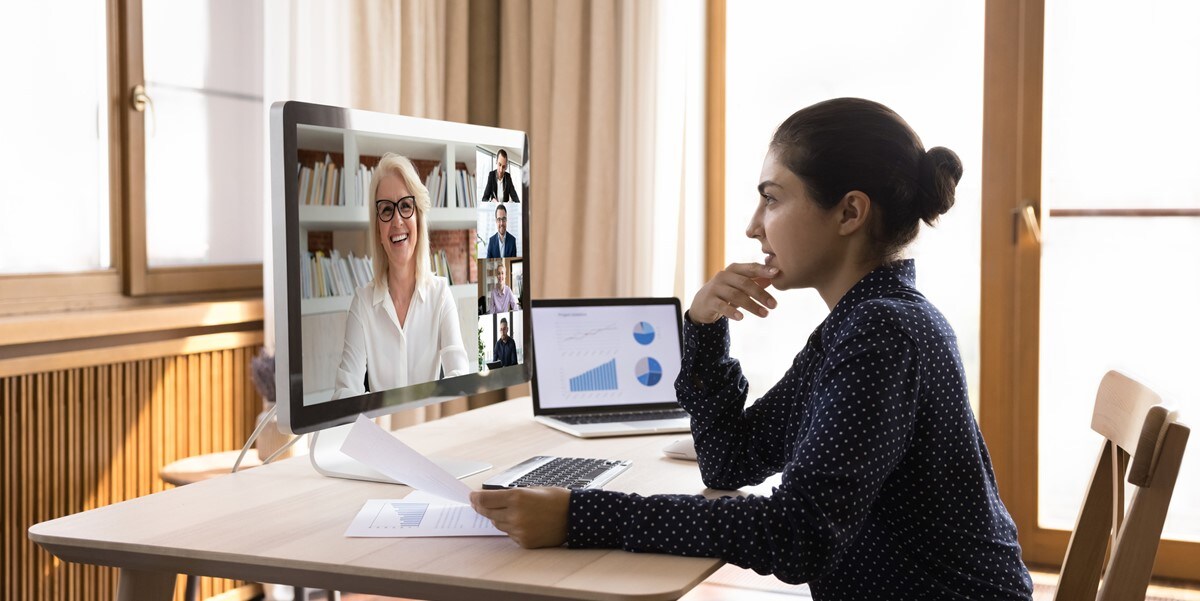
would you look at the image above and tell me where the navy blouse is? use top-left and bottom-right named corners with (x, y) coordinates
top-left (566, 260), bottom-right (1033, 599)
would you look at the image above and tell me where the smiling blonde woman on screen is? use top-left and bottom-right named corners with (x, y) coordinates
top-left (470, 98), bottom-right (1033, 599)
top-left (333, 153), bottom-right (468, 399)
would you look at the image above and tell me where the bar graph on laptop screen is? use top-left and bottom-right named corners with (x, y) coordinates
top-left (532, 303), bottom-right (682, 410)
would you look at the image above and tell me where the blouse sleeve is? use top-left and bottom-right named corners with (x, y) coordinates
top-left (673, 314), bottom-right (808, 490)
top-left (568, 319), bottom-right (921, 585)
top-left (436, 279), bottom-right (470, 377)
top-left (332, 289), bottom-right (369, 399)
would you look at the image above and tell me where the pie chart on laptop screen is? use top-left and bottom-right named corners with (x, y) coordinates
top-left (636, 357), bottom-right (663, 386)
top-left (633, 321), bottom-right (656, 345)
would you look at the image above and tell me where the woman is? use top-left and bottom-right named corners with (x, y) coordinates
top-left (333, 153), bottom-right (468, 399)
top-left (470, 99), bottom-right (1033, 599)
top-left (487, 261), bottom-right (520, 313)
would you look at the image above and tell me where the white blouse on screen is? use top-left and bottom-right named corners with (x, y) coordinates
top-left (333, 275), bottom-right (469, 399)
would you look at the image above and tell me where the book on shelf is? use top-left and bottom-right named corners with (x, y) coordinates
top-left (324, 160), bottom-right (336, 206)
top-left (428, 229), bottom-right (473, 285)
top-left (424, 164), bottom-right (440, 207)
top-left (297, 152), bottom-right (366, 207)
top-left (300, 250), bottom-right (312, 298)
top-left (429, 248), bottom-right (454, 285)
top-left (451, 165), bottom-right (474, 208)
top-left (312, 158), bottom-right (324, 205)
top-left (357, 163), bottom-right (373, 207)
top-left (300, 249), bottom-right (376, 301)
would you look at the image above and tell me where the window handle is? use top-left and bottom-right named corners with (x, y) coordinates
top-left (131, 84), bottom-right (151, 112)
top-left (1013, 199), bottom-right (1042, 245)
top-left (130, 83), bottom-right (157, 136)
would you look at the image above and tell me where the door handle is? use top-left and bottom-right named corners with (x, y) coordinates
top-left (1013, 200), bottom-right (1042, 245)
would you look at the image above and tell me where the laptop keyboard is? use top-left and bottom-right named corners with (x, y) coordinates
top-left (482, 456), bottom-right (632, 490)
top-left (554, 408), bottom-right (690, 425)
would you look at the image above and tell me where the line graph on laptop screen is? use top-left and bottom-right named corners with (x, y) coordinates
top-left (532, 304), bottom-right (682, 409)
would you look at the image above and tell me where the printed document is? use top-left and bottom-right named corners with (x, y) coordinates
top-left (340, 414), bottom-right (473, 504)
top-left (345, 491), bottom-right (505, 538)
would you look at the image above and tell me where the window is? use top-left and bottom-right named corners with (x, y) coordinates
top-left (0, 0), bottom-right (263, 314)
top-left (125, 0), bottom-right (263, 293)
top-left (981, 0), bottom-right (1199, 579)
top-left (141, 0), bottom-right (263, 270)
top-left (1037, 0), bottom-right (1200, 541)
top-left (0, 2), bottom-right (113, 276)
top-left (723, 0), bottom-right (985, 407)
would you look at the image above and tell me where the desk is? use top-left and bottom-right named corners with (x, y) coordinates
top-left (30, 398), bottom-right (725, 601)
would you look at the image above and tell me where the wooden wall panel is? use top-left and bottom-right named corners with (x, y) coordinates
top-left (1, 343), bottom-right (262, 601)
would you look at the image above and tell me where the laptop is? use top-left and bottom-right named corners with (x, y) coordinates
top-left (529, 298), bottom-right (692, 438)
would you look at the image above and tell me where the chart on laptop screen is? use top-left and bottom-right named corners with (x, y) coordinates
top-left (532, 304), bottom-right (682, 410)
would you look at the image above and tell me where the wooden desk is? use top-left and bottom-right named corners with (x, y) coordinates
top-left (30, 398), bottom-right (724, 601)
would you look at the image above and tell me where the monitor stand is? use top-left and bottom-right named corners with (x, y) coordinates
top-left (307, 422), bottom-right (491, 484)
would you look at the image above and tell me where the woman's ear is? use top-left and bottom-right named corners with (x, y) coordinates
top-left (837, 191), bottom-right (871, 236)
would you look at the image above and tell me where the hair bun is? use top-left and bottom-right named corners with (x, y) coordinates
top-left (916, 146), bottom-right (963, 224)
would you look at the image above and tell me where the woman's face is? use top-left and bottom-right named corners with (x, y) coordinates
top-left (746, 149), bottom-right (843, 291)
top-left (376, 174), bottom-right (418, 272)
top-left (496, 266), bottom-right (507, 287)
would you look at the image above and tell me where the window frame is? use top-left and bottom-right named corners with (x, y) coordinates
top-left (0, 0), bottom-right (126, 315)
top-left (981, 0), bottom-right (1200, 579)
top-left (118, 0), bottom-right (262, 296)
top-left (0, 0), bottom-right (262, 315)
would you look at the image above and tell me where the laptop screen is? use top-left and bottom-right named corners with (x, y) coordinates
top-left (530, 299), bottom-right (683, 411)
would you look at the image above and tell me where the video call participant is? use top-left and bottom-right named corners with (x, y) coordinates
top-left (488, 261), bottom-right (520, 313)
top-left (486, 204), bottom-right (518, 258)
top-left (493, 317), bottom-right (518, 367)
top-left (481, 148), bottom-right (519, 203)
top-left (333, 153), bottom-right (469, 399)
top-left (469, 98), bottom-right (1034, 599)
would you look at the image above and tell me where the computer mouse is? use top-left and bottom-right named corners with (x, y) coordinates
top-left (662, 438), bottom-right (697, 461)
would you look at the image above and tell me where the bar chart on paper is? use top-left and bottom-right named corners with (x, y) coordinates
top-left (569, 359), bottom-right (619, 392)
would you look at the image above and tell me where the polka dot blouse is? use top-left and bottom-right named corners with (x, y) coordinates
top-left (566, 260), bottom-right (1034, 599)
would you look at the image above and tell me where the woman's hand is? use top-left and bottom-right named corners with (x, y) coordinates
top-left (470, 487), bottom-right (570, 548)
top-left (688, 262), bottom-right (778, 324)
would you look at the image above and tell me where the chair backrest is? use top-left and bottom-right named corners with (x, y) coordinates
top-left (1054, 371), bottom-right (1190, 601)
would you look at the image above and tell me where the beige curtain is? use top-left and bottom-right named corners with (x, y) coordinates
top-left (494, 0), bottom-right (657, 298)
top-left (338, 0), bottom-right (667, 424)
top-left (349, 0), bottom-right (475, 123)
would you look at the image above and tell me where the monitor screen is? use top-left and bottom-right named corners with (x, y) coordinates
top-left (270, 101), bottom-right (531, 434)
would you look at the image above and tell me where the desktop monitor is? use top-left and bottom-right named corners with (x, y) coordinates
top-left (269, 101), bottom-right (531, 477)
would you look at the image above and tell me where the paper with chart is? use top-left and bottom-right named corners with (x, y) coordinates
top-left (339, 414), bottom-right (472, 505)
top-left (345, 491), bottom-right (504, 538)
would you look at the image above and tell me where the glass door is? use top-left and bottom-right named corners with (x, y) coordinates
top-left (1037, 0), bottom-right (1200, 545)
top-left (982, 0), bottom-right (1200, 580)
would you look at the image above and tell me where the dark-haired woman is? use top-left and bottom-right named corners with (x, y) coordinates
top-left (471, 98), bottom-right (1034, 599)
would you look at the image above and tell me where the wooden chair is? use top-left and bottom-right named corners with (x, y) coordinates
top-left (1054, 371), bottom-right (1190, 601)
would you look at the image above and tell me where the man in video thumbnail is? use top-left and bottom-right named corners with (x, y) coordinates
top-left (494, 317), bottom-right (518, 367)
top-left (481, 148), bottom-right (519, 203)
top-left (486, 204), bottom-right (518, 258)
